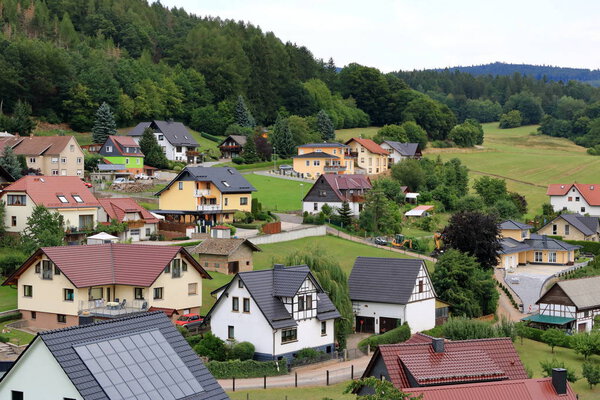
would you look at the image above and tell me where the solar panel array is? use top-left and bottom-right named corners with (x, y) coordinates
top-left (74, 330), bottom-right (203, 400)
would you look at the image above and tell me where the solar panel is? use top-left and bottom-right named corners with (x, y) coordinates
top-left (74, 330), bottom-right (203, 400)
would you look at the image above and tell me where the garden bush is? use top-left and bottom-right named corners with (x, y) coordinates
top-left (230, 342), bottom-right (255, 361)
top-left (206, 359), bottom-right (287, 379)
top-left (296, 347), bottom-right (321, 360)
top-left (194, 332), bottom-right (227, 361)
top-left (0, 313), bottom-right (21, 324)
top-left (232, 157), bottom-right (244, 165)
top-left (0, 252), bottom-right (27, 276)
top-left (564, 240), bottom-right (600, 255)
top-left (358, 323), bottom-right (411, 352)
top-left (441, 317), bottom-right (498, 340)
top-left (201, 132), bottom-right (221, 142)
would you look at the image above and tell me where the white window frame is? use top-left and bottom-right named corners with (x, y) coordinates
top-left (534, 251), bottom-right (543, 263)
top-left (105, 146), bottom-right (112, 152)
top-left (549, 252), bottom-right (557, 263)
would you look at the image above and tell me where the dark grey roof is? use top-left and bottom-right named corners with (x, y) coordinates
top-left (219, 135), bottom-right (247, 146)
top-left (526, 234), bottom-right (581, 251)
top-left (292, 151), bottom-right (340, 159)
top-left (557, 214), bottom-right (599, 236)
top-left (382, 141), bottom-right (420, 156)
top-left (13, 312), bottom-right (227, 400)
top-left (349, 257), bottom-right (426, 305)
top-left (499, 237), bottom-right (533, 255)
top-left (298, 143), bottom-right (349, 148)
top-left (128, 120), bottom-right (199, 147)
top-left (498, 220), bottom-right (533, 230)
top-left (156, 166), bottom-right (256, 196)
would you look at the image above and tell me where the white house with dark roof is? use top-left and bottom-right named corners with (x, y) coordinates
top-left (0, 312), bottom-right (228, 400)
top-left (538, 213), bottom-right (600, 241)
top-left (380, 141), bottom-right (422, 164)
top-left (205, 264), bottom-right (340, 361)
top-left (349, 257), bottom-right (436, 334)
top-left (302, 174), bottom-right (372, 216)
top-left (128, 120), bottom-right (200, 163)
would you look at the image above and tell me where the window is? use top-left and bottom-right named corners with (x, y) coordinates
top-left (232, 297), bottom-right (239, 311)
top-left (360, 158), bottom-right (365, 164)
top-left (23, 285), bottom-right (32, 297)
top-left (222, 180), bottom-right (230, 187)
top-left (29, 157), bottom-right (36, 163)
top-left (238, 280), bottom-right (244, 288)
top-left (582, 207), bottom-right (586, 213)
top-left (42, 260), bottom-right (53, 280)
top-left (243, 298), bottom-right (250, 312)
top-left (534, 251), bottom-right (543, 263)
top-left (576, 196), bottom-right (580, 201)
top-left (57, 314), bottom-right (67, 323)
top-left (240, 197), bottom-right (248, 206)
top-left (72, 195), bottom-right (83, 203)
top-left (228, 326), bottom-right (235, 340)
top-left (70, 144), bottom-right (75, 152)
top-left (306, 294), bottom-right (312, 310)
top-left (146, 228), bottom-right (151, 236)
top-left (77, 157), bottom-right (82, 164)
top-left (52, 169), bottom-right (59, 175)
top-left (158, 134), bottom-right (164, 141)
top-left (282, 328), bottom-right (297, 343)
top-left (176, 146), bottom-right (182, 152)
top-left (565, 225), bottom-right (570, 235)
top-left (171, 259), bottom-right (181, 278)
top-left (137, 158), bottom-right (141, 164)
top-left (61, 157), bottom-right (67, 163)
top-left (298, 296), bottom-right (305, 311)
top-left (568, 196), bottom-right (573, 201)
top-left (521, 229), bottom-right (527, 239)
top-left (306, 161), bottom-right (310, 166)
top-left (549, 252), bottom-right (557, 263)
top-left (89, 287), bottom-right (103, 300)
top-left (54, 264), bottom-right (61, 275)
top-left (61, 169), bottom-right (67, 176)
top-left (77, 170), bottom-right (82, 176)
top-left (313, 160), bottom-right (320, 166)
top-left (31, 311), bottom-right (36, 319)
top-left (125, 158), bottom-right (129, 164)
top-left (313, 203), bottom-right (318, 211)
top-left (64, 288), bottom-right (74, 301)
top-left (368, 158), bottom-right (372, 166)
top-left (224, 198), bottom-right (228, 206)
top-left (319, 190), bottom-right (327, 197)
top-left (153, 287), bottom-right (163, 299)
top-left (57, 195), bottom-right (69, 203)
top-left (188, 283), bottom-right (197, 295)
top-left (79, 215), bottom-right (93, 230)
top-left (134, 287), bottom-right (144, 300)
top-left (418, 280), bottom-right (424, 293)
top-left (182, 261), bottom-right (187, 272)
top-left (105, 146), bottom-right (112, 152)
top-left (7, 195), bottom-right (26, 205)
top-left (35, 263), bottom-right (40, 273)
top-left (11, 216), bottom-right (16, 227)
top-left (178, 182), bottom-right (184, 190)
top-left (333, 149), bottom-right (337, 154)
top-left (321, 321), bottom-right (327, 335)
top-left (51, 157), bottom-right (59, 163)
top-left (11, 391), bottom-right (23, 400)
top-left (552, 224), bottom-right (558, 235)
top-left (360, 147), bottom-right (365, 153)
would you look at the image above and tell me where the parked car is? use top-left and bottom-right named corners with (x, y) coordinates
top-left (113, 177), bottom-right (133, 184)
top-left (374, 237), bottom-right (388, 246)
top-left (175, 313), bottom-right (203, 326)
top-left (279, 164), bottom-right (293, 171)
top-left (135, 173), bottom-right (150, 180)
top-left (80, 179), bottom-right (92, 188)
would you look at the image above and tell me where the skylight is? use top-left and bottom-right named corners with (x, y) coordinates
top-left (72, 195), bottom-right (83, 203)
top-left (222, 181), bottom-right (230, 187)
top-left (57, 195), bottom-right (68, 203)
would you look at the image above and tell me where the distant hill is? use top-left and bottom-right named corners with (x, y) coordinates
top-left (433, 62), bottom-right (600, 86)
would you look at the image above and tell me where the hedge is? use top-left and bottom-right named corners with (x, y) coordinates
top-left (215, 159), bottom-right (293, 171)
top-left (201, 132), bottom-right (221, 142)
top-left (0, 313), bottom-right (21, 324)
top-left (564, 240), bottom-right (600, 255)
top-left (232, 222), bottom-right (266, 230)
top-left (206, 359), bottom-right (288, 379)
top-left (358, 323), bottom-right (411, 353)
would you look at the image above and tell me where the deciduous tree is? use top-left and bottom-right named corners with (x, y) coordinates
top-left (21, 205), bottom-right (65, 254)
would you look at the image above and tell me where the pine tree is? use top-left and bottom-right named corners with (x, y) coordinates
top-left (316, 109), bottom-right (335, 141)
top-left (234, 95), bottom-right (255, 128)
top-left (11, 100), bottom-right (36, 136)
top-left (271, 114), bottom-right (295, 158)
top-left (92, 102), bottom-right (117, 144)
top-left (0, 146), bottom-right (23, 180)
top-left (338, 201), bottom-right (353, 227)
top-left (139, 128), bottom-right (169, 169)
top-left (242, 133), bottom-right (260, 164)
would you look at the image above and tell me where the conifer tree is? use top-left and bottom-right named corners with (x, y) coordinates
top-left (139, 128), bottom-right (169, 169)
top-left (234, 95), bottom-right (255, 128)
top-left (92, 102), bottom-right (117, 144)
top-left (316, 109), bottom-right (335, 141)
top-left (271, 114), bottom-right (295, 158)
top-left (0, 146), bottom-right (23, 180)
top-left (338, 201), bottom-right (353, 227)
top-left (242, 133), bottom-right (260, 164)
top-left (11, 100), bottom-right (36, 136)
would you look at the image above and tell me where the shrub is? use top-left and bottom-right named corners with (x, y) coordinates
top-left (296, 347), bottom-right (321, 360)
top-left (194, 332), bottom-right (227, 361)
top-left (0, 335), bottom-right (8, 343)
top-left (186, 335), bottom-right (202, 347)
top-left (206, 359), bottom-right (287, 379)
top-left (232, 157), bottom-right (244, 165)
top-left (0, 313), bottom-right (21, 324)
top-left (583, 361), bottom-right (600, 389)
top-left (441, 317), bottom-right (497, 340)
top-left (539, 358), bottom-right (578, 382)
top-left (0, 252), bottom-right (27, 276)
top-left (499, 110), bottom-right (522, 128)
top-left (171, 236), bottom-right (190, 241)
top-left (358, 323), bottom-right (411, 352)
top-left (230, 341), bottom-right (255, 361)
top-left (542, 328), bottom-right (568, 353)
top-left (201, 132), bottom-right (221, 142)
top-left (563, 240), bottom-right (600, 256)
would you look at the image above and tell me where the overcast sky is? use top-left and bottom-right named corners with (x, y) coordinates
top-left (157, 0), bottom-right (600, 72)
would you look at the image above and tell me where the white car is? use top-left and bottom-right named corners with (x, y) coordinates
top-left (135, 173), bottom-right (150, 180)
top-left (113, 178), bottom-right (132, 184)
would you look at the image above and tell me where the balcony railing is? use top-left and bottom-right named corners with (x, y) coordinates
top-left (78, 299), bottom-right (147, 318)
top-left (194, 189), bottom-right (211, 197)
top-left (197, 204), bottom-right (221, 211)
top-left (127, 220), bottom-right (145, 228)
top-left (324, 165), bottom-right (347, 172)
top-left (219, 145), bottom-right (242, 150)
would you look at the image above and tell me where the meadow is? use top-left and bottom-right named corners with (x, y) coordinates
top-left (335, 126), bottom-right (380, 142)
top-left (244, 174), bottom-right (310, 211)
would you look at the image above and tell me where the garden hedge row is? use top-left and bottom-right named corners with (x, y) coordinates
top-left (206, 359), bottom-right (288, 379)
top-left (201, 132), bottom-right (221, 142)
top-left (564, 240), bottom-right (600, 255)
top-left (357, 323), bottom-right (411, 352)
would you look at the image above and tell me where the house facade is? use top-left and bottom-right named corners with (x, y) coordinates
top-left (206, 264), bottom-right (340, 361)
top-left (128, 120), bottom-right (201, 163)
top-left (380, 141), bottom-right (422, 164)
top-left (218, 135), bottom-right (247, 158)
top-left (302, 174), bottom-right (371, 216)
top-left (538, 213), bottom-right (600, 241)
top-left (97, 197), bottom-right (159, 241)
top-left (2, 244), bottom-right (211, 330)
top-left (98, 135), bottom-right (144, 174)
top-left (155, 166), bottom-right (256, 231)
top-left (349, 257), bottom-right (436, 334)
top-left (191, 238), bottom-right (261, 274)
top-left (0, 135), bottom-right (85, 176)
top-left (345, 137), bottom-right (389, 175)
top-left (547, 183), bottom-right (600, 216)
top-left (292, 143), bottom-right (355, 179)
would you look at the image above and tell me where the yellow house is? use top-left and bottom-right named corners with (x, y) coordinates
top-left (345, 137), bottom-right (390, 175)
top-left (2, 243), bottom-right (211, 330)
top-left (498, 220), bottom-right (580, 269)
top-left (537, 213), bottom-right (600, 242)
top-left (155, 166), bottom-right (256, 230)
top-left (292, 143), bottom-right (355, 179)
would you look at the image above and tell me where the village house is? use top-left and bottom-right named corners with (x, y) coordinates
top-left (1, 176), bottom-right (101, 243)
top-left (98, 135), bottom-right (144, 174)
top-left (218, 134), bottom-right (247, 158)
top-left (128, 120), bottom-right (201, 163)
top-left (2, 243), bottom-right (211, 330)
top-left (547, 183), bottom-right (600, 216)
top-left (498, 220), bottom-right (580, 269)
top-left (524, 275), bottom-right (600, 333)
top-left (538, 213), bottom-right (600, 241)
top-left (345, 137), bottom-right (389, 175)
top-left (0, 312), bottom-right (228, 400)
top-left (190, 238), bottom-right (261, 274)
top-left (292, 143), bottom-right (355, 178)
top-left (155, 166), bottom-right (256, 232)
top-left (205, 264), bottom-right (340, 361)
top-left (0, 135), bottom-right (85, 177)
top-left (349, 257), bottom-right (436, 334)
top-left (302, 174), bottom-right (371, 216)
top-left (380, 141), bottom-right (422, 164)
top-left (97, 197), bottom-right (159, 241)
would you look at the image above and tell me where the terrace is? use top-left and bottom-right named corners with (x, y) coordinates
top-left (78, 299), bottom-right (148, 318)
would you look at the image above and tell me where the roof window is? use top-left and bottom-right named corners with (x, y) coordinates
top-left (72, 195), bottom-right (83, 203)
top-left (57, 195), bottom-right (68, 203)
top-left (222, 181), bottom-right (230, 187)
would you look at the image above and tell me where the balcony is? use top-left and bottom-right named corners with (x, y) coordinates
top-left (219, 145), bottom-right (242, 150)
top-left (324, 165), bottom-right (347, 173)
top-left (197, 204), bottom-right (221, 211)
top-left (349, 151), bottom-right (359, 158)
top-left (127, 220), bottom-right (145, 229)
top-left (78, 299), bottom-right (147, 318)
top-left (194, 189), bottom-right (211, 197)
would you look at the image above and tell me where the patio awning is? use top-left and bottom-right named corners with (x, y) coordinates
top-left (521, 313), bottom-right (575, 325)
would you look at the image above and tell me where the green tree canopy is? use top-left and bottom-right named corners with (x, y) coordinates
top-left (139, 128), bottom-right (169, 169)
top-left (316, 109), bottom-right (335, 141)
top-left (499, 110), bottom-right (523, 129)
top-left (271, 114), bottom-right (295, 158)
top-left (91, 102), bottom-right (117, 144)
top-left (21, 205), bottom-right (65, 254)
top-left (234, 95), bottom-right (255, 128)
top-left (242, 133), bottom-right (260, 164)
top-left (473, 176), bottom-right (508, 206)
top-left (11, 100), bottom-right (36, 136)
top-left (0, 146), bottom-right (23, 180)
top-left (359, 187), bottom-right (402, 235)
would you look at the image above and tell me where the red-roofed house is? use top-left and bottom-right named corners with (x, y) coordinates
top-left (547, 183), bottom-right (600, 216)
top-left (345, 137), bottom-right (390, 175)
top-left (2, 243), bottom-right (211, 329)
top-left (358, 336), bottom-right (527, 394)
top-left (1, 176), bottom-right (101, 242)
top-left (98, 197), bottom-right (159, 241)
top-left (302, 174), bottom-right (372, 215)
top-left (99, 135), bottom-right (144, 174)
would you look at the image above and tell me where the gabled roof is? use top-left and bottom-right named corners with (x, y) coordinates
top-left (3, 244), bottom-right (210, 288)
top-left (404, 332), bottom-right (436, 344)
top-left (304, 174), bottom-right (372, 203)
top-left (499, 220), bottom-right (533, 230)
top-left (219, 135), bottom-right (247, 147)
top-left (543, 213), bottom-right (599, 236)
top-left (297, 142), bottom-right (349, 148)
top-left (349, 257), bottom-right (430, 304)
top-left (190, 238), bottom-right (261, 256)
top-left (2, 176), bottom-right (100, 209)
top-left (292, 151), bottom-right (340, 159)
top-left (128, 120), bottom-right (199, 147)
top-left (98, 197), bottom-right (159, 224)
top-left (0, 135), bottom-right (74, 156)
top-left (345, 137), bottom-right (389, 155)
top-left (499, 235), bottom-right (580, 255)
top-left (6, 312), bottom-right (227, 399)
top-left (405, 205), bottom-right (434, 216)
top-left (540, 276), bottom-right (600, 310)
top-left (382, 141), bottom-right (420, 156)
top-left (156, 166), bottom-right (256, 196)
top-left (547, 183), bottom-right (600, 206)
top-left (206, 265), bottom-right (340, 329)
top-left (104, 135), bottom-right (143, 157)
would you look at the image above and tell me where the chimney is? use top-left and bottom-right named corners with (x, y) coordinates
top-left (273, 264), bottom-right (285, 270)
top-left (432, 338), bottom-right (444, 353)
top-left (552, 368), bottom-right (567, 395)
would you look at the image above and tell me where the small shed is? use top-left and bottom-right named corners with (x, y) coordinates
top-left (405, 205), bottom-right (434, 218)
top-left (210, 225), bottom-right (231, 239)
top-left (405, 192), bottom-right (420, 204)
top-left (86, 232), bottom-right (119, 245)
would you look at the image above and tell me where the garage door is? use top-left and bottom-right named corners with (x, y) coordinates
top-left (356, 316), bottom-right (375, 333)
top-left (379, 317), bottom-right (399, 333)
top-left (130, 229), bottom-right (140, 242)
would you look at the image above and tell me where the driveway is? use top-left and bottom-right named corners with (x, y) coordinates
top-left (252, 170), bottom-right (314, 183)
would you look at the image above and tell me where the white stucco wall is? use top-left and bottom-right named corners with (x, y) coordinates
top-left (405, 298), bottom-right (436, 332)
top-left (353, 301), bottom-right (406, 334)
top-left (273, 318), bottom-right (334, 356)
top-left (379, 143), bottom-right (405, 164)
top-left (0, 338), bottom-right (82, 399)
top-left (302, 201), bottom-right (361, 216)
top-left (550, 189), bottom-right (600, 216)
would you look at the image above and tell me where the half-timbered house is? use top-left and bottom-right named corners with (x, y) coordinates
top-left (302, 174), bottom-right (372, 216)
top-left (349, 257), bottom-right (436, 334)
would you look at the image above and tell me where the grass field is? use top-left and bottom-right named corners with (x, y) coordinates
top-left (0, 286), bottom-right (17, 312)
top-left (245, 174), bottom-right (310, 211)
top-left (228, 382), bottom-right (353, 400)
top-left (335, 126), bottom-right (380, 142)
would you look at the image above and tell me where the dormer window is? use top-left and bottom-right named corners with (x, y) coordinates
top-left (57, 195), bottom-right (68, 203)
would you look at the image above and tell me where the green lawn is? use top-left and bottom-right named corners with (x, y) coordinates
top-left (228, 382), bottom-right (353, 400)
top-left (335, 126), bottom-right (380, 142)
top-left (0, 286), bottom-right (17, 312)
top-left (0, 319), bottom-right (34, 345)
top-left (245, 174), bottom-right (310, 211)
top-left (515, 338), bottom-right (600, 399)
top-left (36, 128), bottom-right (94, 146)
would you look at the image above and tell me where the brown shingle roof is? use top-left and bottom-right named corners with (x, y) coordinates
top-left (2, 176), bottom-right (100, 209)
top-left (190, 238), bottom-right (261, 256)
top-left (0, 136), bottom-right (73, 156)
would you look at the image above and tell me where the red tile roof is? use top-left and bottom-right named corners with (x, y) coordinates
top-left (318, 174), bottom-right (372, 202)
top-left (413, 205), bottom-right (434, 211)
top-left (372, 337), bottom-right (527, 389)
top-left (2, 176), bottom-right (100, 209)
top-left (404, 332), bottom-right (436, 344)
top-left (346, 137), bottom-right (389, 155)
top-left (98, 197), bottom-right (159, 224)
top-left (0, 135), bottom-right (74, 156)
top-left (408, 378), bottom-right (577, 400)
top-left (4, 244), bottom-right (210, 288)
top-left (108, 135), bottom-right (143, 157)
top-left (547, 183), bottom-right (600, 206)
